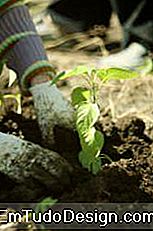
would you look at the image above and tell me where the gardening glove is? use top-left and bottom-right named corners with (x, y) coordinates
top-left (0, 4), bottom-right (74, 147)
top-left (95, 43), bottom-right (151, 73)
top-left (0, 131), bottom-right (72, 188)
top-left (29, 81), bottom-right (74, 147)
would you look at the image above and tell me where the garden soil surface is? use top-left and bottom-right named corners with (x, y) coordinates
top-left (0, 96), bottom-right (153, 204)
top-left (0, 88), bottom-right (153, 230)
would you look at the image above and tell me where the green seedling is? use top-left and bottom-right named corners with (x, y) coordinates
top-left (19, 197), bottom-right (58, 229)
top-left (51, 65), bottom-right (138, 174)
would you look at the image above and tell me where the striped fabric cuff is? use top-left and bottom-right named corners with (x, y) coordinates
top-left (20, 61), bottom-right (56, 95)
top-left (0, 5), bottom-right (55, 94)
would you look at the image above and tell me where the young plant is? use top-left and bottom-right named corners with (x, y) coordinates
top-left (51, 66), bottom-right (138, 174)
top-left (35, 197), bottom-right (58, 213)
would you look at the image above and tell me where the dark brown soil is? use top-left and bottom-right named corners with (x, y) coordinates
top-left (0, 96), bottom-right (153, 205)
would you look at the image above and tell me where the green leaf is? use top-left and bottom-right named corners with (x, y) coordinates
top-left (76, 103), bottom-right (100, 138)
top-left (83, 127), bottom-right (96, 144)
top-left (51, 65), bottom-right (89, 85)
top-left (51, 71), bottom-right (66, 85)
top-left (96, 68), bottom-right (138, 82)
top-left (81, 130), bottom-right (104, 155)
top-left (71, 87), bottom-right (91, 107)
top-left (79, 150), bottom-right (92, 169)
top-left (79, 151), bottom-right (102, 175)
top-left (79, 130), bottom-right (104, 174)
top-left (93, 130), bottom-right (104, 155)
top-left (35, 197), bottom-right (58, 213)
top-left (62, 65), bottom-right (89, 78)
top-left (91, 157), bottom-right (102, 175)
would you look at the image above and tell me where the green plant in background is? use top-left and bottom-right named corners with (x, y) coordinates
top-left (53, 66), bottom-right (138, 175)
top-left (35, 197), bottom-right (58, 213)
top-left (20, 197), bottom-right (58, 229)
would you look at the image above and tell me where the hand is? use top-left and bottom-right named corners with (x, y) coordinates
top-left (30, 81), bottom-right (74, 148)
